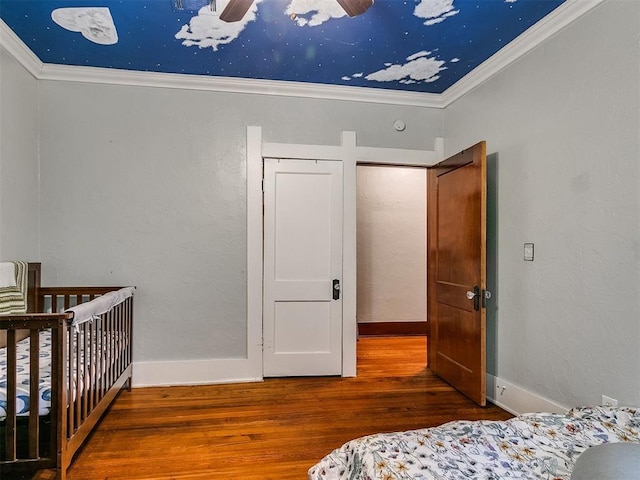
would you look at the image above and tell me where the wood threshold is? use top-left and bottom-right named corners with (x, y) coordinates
top-left (358, 321), bottom-right (427, 336)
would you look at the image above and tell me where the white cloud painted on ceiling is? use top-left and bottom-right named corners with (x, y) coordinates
top-left (51, 7), bottom-right (118, 45)
top-left (175, 0), bottom-right (263, 51)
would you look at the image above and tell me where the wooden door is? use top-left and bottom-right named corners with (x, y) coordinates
top-left (263, 158), bottom-right (343, 377)
top-left (427, 141), bottom-right (487, 406)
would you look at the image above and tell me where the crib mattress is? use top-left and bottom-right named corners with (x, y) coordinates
top-left (308, 406), bottom-right (640, 480)
top-left (0, 330), bottom-right (52, 420)
top-left (0, 329), bottom-right (119, 421)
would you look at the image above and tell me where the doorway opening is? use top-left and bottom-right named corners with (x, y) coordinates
top-left (356, 164), bottom-right (428, 346)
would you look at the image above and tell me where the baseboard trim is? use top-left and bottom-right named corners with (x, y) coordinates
top-left (487, 374), bottom-right (569, 415)
top-left (133, 358), bottom-right (262, 388)
top-left (358, 321), bottom-right (427, 337)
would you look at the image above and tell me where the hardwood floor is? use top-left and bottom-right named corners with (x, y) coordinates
top-left (61, 337), bottom-right (511, 479)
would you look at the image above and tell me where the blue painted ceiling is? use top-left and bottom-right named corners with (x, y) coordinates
top-left (0, 0), bottom-right (566, 94)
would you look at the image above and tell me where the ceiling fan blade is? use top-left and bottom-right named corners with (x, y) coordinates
top-left (336, 0), bottom-right (373, 17)
top-left (219, 0), bottom-right (254, 22)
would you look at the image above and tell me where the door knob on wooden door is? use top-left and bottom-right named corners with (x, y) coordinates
top-left (466, 286), bottom-right (480, 311)
top-left (466, 287), bottom-right (492, 310)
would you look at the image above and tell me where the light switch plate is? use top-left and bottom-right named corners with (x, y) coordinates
top-left (524, 243), bottom-right (534, 261)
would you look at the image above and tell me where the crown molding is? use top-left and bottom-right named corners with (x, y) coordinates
top-left (1, 0), bottom-right (604, 109)
top-left (0, 19), bottom-right (43, 78)
top-left (37, 62), bottom-right (445, 108)
top-left (0, 18), bottom-right (443, 108)
top-left (441, 0), bottom-right (605, 107)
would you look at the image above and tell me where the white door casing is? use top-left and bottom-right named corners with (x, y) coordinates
top-left (246, 126), bottom-right (443, 382)
top-left (263, 158), bottom-right (343, 376)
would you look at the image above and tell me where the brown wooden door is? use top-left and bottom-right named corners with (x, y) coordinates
top-left (427, 141), bottom-right (487, 406)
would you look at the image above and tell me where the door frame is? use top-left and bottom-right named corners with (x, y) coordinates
top-left (246, 126), bottom-right (443, 379)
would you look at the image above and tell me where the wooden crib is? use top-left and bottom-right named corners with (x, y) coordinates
top-left (1, 263), bottom-right (134, 479)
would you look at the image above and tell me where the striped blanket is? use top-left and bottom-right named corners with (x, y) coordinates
top-left (0, 261), bottom-right (28, 314)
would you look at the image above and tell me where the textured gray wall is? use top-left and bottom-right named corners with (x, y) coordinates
top-left (0, 48), bottom-right (40, 260)
top-left (444, 0), bottom-right (640, 407)
top-left (36, 80), bottom-right (442, 362)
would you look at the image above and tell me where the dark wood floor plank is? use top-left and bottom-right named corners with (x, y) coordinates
top-left (62, 337), bottom-right (511, 479)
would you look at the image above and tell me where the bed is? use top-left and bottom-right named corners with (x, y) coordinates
top-left (1, 262), bottom-right (134, 479)
top-left (308, 406), bottom-right (640, 480)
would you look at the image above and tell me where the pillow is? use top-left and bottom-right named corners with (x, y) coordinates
top-left (571, 443), bottom-right (640, 480)
top-left (0, 262), bottom-right (17, 288)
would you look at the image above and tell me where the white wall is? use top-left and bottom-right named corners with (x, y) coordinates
top-left (36, 80), bottom-right (442, 366)
top-left (0, 47), bottom-right (40, 260)
top-left (444, 0), bottom-right (640, 408)
top-left (356, 165), bottom-right (426, 324)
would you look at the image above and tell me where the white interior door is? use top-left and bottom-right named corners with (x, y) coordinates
top-left (263, 158), bottom-right (343, 377)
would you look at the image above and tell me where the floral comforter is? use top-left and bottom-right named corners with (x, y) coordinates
top-left (308, 406), bottom-right (640, 480)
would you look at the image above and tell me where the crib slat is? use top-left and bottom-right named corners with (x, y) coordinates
top-left (5, 330), bottom-right (17, 461)
top-left (49, 325), bottom-right (60, 470)
top-left (122, 304), bottom-right (128, 376)
top-left (54, 322), bottom-right (66, 463)
top-left (75, 327), bottom-right (82, 430)
top-left (89, 320), bottom-right (96, 409)
top-left (82, 322), bottom-right (89, 420)
top-left (116, 306), bottom-right (123, 376)
top-left (104, 314), bottom-right (109, 395)
top-left (67, 328), bottom-right (75, 436)
top-left (127, 299), bottom-right (133, 375)
top-left (107, 311), bottom-right (114, 387)
top-left (111, 309), bottom-right (117, 379)
top-left (28, 329), bottom-right (41, 458)
top-left (104, 313), bottom-right (110, 392)
top-left (112, 308), bottom-right (118, 377)
top-left (98, 321), bottom-right (105, 401)
top-left (114, 310), bottom-right (120, 378)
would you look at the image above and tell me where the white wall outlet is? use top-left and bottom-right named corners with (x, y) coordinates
top-left (602, 395), bottom-right (618, 407)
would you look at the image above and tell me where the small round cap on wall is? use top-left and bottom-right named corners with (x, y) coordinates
top-left (393, 120), bottom-right (406, 132)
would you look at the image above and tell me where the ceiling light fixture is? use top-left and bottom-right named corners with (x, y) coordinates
top-left (173, 0), bottom-right (373, 22)
top-left (172, 0), bottom-right (216, 13)
top-left (219, 0), bottom-right (373, 23)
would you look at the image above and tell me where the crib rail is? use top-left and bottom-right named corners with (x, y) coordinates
top-left (63, 294), bottom-right (134, 463)
top-left (1, 287), bottom-right (134, 479)
top-left (1, 314), bottom-right (69, 473)
top-left (36, 286), bottom-right (122, 313)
